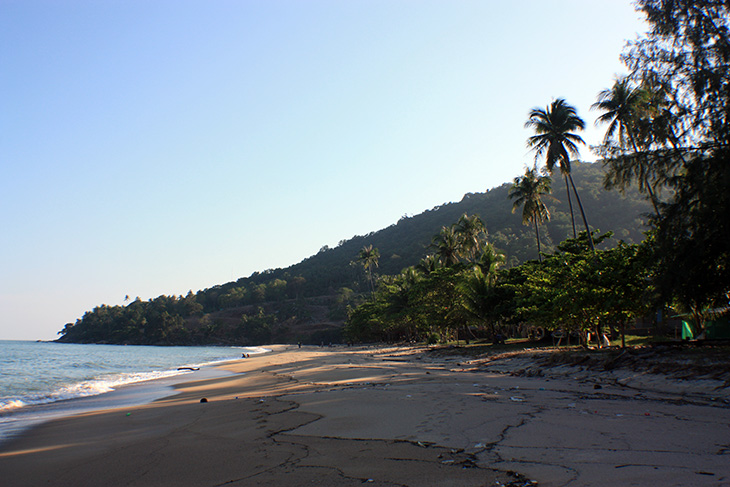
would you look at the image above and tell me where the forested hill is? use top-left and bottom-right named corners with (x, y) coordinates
top-left (57, 161), bottom-right (653, 345)
top-left (224, 161), bottom-right (651, 295)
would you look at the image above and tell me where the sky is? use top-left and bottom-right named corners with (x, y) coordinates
top-left (0, 0), bottom-right (647, 341)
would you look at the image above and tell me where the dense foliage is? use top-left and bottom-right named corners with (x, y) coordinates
top-left (344, 219), bottom-right (652, 346)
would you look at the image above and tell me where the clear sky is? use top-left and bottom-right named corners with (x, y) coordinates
top-left (0, 0), bottom-right (647, 341)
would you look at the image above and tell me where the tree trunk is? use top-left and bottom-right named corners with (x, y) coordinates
top-left (567, 173), bottom-right (595, 253)
top-left (564, 174), bottom-right (577, 239)
top-left (645, 180), bottom-right (660, 216)
top-left (534, 217), bottom-right (542, 262)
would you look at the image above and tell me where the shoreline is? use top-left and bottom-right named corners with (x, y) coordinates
top-left (0, 342), bottom-right (269, 444)
top-left (0, 363), bottom-right (237, 445)
top-left (1, 344), bottom-right (729, 486)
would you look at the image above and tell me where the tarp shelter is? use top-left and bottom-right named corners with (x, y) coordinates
top-left (680, 306), bottom-right (730, 340)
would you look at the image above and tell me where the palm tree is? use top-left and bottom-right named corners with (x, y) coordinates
top-left (592, 78), bottom-right (661, 215)
top-left (592, 77), bottom-right (647, 151)
top-left (431, 226), bottom-right (462, 267)
top-left (416, 254), bottom-right (441, 274)
top-left (358, 244), bottom-right (380, 293)
top-left (509, 166), bottom-right (552, 261)
top-left (475, 243), bottom-right (505, 281)
top-left (454, 213), bottom-right (487, 262)
top-left (459, 267), bottom-right (498, 339)
top-left (525, 98), bottom-right (594, 252)
top-left (460, 245), bottom-right (505, 341)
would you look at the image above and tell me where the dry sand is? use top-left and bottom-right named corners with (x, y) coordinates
top-left (1, 344), bottom-right (729, 486)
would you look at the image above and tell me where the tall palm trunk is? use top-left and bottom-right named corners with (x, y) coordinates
top-left (533, 216), bottom-right (542, 262)
top-left (567, 173), bottom-right (595, 253)
top-left (564, 174), bottom-right (577, 239)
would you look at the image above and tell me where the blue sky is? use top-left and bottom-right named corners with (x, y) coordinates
top-left (1, 1), bottom-right (646, 340)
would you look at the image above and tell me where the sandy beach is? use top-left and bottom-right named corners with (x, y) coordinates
top-left (1, 344), bottom-right (729, 486)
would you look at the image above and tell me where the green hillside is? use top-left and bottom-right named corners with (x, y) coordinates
top-left (57, 161), bottom-right (653, 345)
top-left (236, 161), bottom-right (651, 292)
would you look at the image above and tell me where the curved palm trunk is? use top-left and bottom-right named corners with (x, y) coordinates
top-left (567, 173), bottom-right (595, 253)
top-left (564, 174), bottom-right (577, 239)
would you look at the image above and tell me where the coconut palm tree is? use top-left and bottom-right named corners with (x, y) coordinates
top-left (431, 226), bottom-right (461, 267)
top-left (525, 98), bottom-right (594, 252)
top-left (358, 244), bottom-right (380, 293)
top-left (454, 213), bottom-right (487, 262)
top-left (592, 78), bottom-right (661, 215)
top-left (592, 77), bottom-right (647, 150)
top-left (509, 166), bottom-right (552, 261)
top-left (416, 254), bottom-right (441, 275)
top-left (475, 243), bottom-right (505, 281)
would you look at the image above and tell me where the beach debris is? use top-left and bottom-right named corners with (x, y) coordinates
top-left (200, 398), bottom-right (208, 403)
top-left (567, 403), bottom-right (576, 408)
top-left (510, 396), bottom-right (524, 402)
top-left (177, 367), bottom-right (200, 371)
top-left (126, 412), bottom-right (131, 416)
top-left (474, 442), bottom-right (486, 448)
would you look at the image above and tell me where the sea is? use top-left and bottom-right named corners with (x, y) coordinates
top-left (0, 340), bottom-right (268, 443)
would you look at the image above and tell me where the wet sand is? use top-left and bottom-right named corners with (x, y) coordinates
top-left (1, 344), bottom-right (728, 486)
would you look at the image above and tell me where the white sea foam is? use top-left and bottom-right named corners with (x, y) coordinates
top-left (0, 370), bottom-right (187, 413)
top-left (0, 342), bottom-right (269, 443)
top-left (0, 399), bottom-right (26, 412)
top-left (0, 342), bottom-right (266, 415)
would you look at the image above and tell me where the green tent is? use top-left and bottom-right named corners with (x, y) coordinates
top-left (680, 307), bottom-right (730, 340)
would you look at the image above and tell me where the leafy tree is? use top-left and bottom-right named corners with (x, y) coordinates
top-left (508, 231), bottom-right (647, 345)
top-left (616, 0), bottom-right (730, 329)
top-left (239, 307), bottom-right (275, 345)
top-left (509, 166), bottom-right (552, 260)
top-left (525, 98), bottom-right (595, 251)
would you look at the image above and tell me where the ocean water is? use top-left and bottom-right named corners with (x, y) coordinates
top-left (0, 340), bottom-right (266, 442)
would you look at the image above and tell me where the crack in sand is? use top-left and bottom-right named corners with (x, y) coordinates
top-left (232, 377), bottom-right (529, 487)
